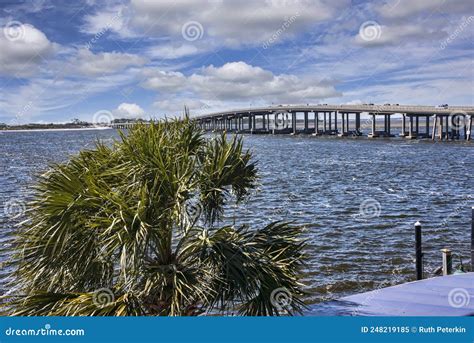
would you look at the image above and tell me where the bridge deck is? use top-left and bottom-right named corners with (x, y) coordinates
top-left (194, 104), bottom-right (474, 119)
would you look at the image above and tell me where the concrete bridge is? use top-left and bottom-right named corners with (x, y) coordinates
top-left (193, 104), bottom-right (474, 141)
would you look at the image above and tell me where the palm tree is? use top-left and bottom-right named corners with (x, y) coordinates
top-left (2, 117), bottom-right (306, 316)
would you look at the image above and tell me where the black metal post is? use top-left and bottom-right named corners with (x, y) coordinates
top-left (415, 221), bottom-right (423, 280)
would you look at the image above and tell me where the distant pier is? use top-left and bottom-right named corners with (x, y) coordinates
top-left (193, 104), bottom-right (474, 141)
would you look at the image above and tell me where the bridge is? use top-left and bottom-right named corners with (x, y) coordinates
top-left (193, 104), bottom-right (474, 141)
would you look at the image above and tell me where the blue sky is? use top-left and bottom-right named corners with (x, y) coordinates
top-left (0, 0), bottom-right (472, 124)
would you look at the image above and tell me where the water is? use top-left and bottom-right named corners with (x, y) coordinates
top-left (1, 129), bottom-right (473, 307)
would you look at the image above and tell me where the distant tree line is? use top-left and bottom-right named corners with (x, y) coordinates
top-left (0, 118), bottom-right (153, 130)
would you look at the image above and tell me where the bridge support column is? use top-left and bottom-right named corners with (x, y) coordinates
top-left (328, 112), bottom-right (332, 132)
top-left (369, 113), bottom-right (377, 138)
top-left (372, 114), bottom-right (376, 136)
top-left (304, 111), bottom-right (308, 133)
top-left (432, 115), bottom-right (438, 140)
top-left (292, 112), bottom-right (297, 135)
top-left (345, 112), bottom-right (349, 134)
top-left (323, 112), bottom-right (327, 133)
top-left (334, 111), bottom-right (338, 133)
top-left (400, 114), bottom-right (406, 137)
top-left (426, 116), bottom-right (430, 137)
top-left (467, 115), bottom-right (473, 141)
top-left (341, 112), bottom-right (345, 134)
top-left (408, 115), bottom-right (414, 139)
top-left (313, 112), bottom-right (319, 135)
top-left (355, 113), bottom-right (361, 135)
top-left (438, 116), bottom-right (443, 140)
top-left (462, 115), bottom-right (467, 140)
top-left (445, 115), bottom-right (449, 140)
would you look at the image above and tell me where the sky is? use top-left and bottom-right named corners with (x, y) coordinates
top-left (0, 0), bottom-right (473, 124)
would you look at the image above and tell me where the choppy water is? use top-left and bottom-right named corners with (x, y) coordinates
top-left (1, 129), bottom-right (473, 307)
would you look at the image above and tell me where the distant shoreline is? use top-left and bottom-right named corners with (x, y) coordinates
top-left (0, 127), bottom-right (112, 133)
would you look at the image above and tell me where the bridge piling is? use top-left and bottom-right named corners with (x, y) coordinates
top-left (313, 112), bottom-right (319, 135)
top-left (468, 115), bottom-right (473, 141)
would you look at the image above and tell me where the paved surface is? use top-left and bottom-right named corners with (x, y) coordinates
top-left (307, 273), bottom-right (474, 316)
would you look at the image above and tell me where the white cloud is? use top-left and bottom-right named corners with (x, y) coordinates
top-left (142, 61), bottom-right (340, 103)
top-left (141, 69), bottom-right (187, 91)
top-left (355, 24), bottom-right (446, 47)
top-left (201, 62), bottom-right (273, 82)
top-left (72, 48), bottom-right (147, 76)
top-left (189, 62), bottom-right (340, 101)
top-left (377, 0), bottom-right (473, 19)
top-left (0, 23), bottom-right (56, 76)
top-left (146, 44), bottom-right (200, 59)
top-left (84, 0), bottom-right (349, 47)
top-left (81, 4), bottom-right (135, 38)
top-left (153, 98), bottom-right (209, 114)
top-left (0, 69), bottom-right (145, 123)
top-left (113, 102), bottom-right (145, 119)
